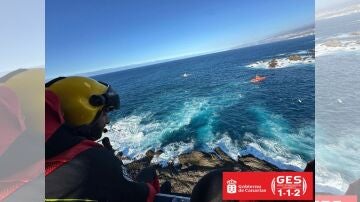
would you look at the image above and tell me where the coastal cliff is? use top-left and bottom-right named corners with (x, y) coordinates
top-left (121, 147), bottom-right (288, 194)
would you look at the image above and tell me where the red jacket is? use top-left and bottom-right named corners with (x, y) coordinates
top-left (0, 86), bottom-right (42, 201)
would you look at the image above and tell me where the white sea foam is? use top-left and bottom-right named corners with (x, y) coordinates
top-left (151, 141), bottom-right (194, 167)
top-left (207, 132), bottom-right (240, 161)
top-left (106, 113), bottom-right (161, 159)
top-left (316, 39), bottom-right (360, 57)
top-left (107, 114), bottom-right (311, 171)
top-left (316, 128), bottom-right (360, 194)
top-left (246, 56), bottom-right (314, 69)
top-left (295, 50), bottom-right (310, 55)
top-left (210, 132), bottom-right (307, 171)
top-left (241, 107), bottom-right (313, 170)
top-left (105, 98), bottom-right (211, 161)
top-left (106, 101), bottom-right (312, 172)
top-left (239, 142), bottom-right (304, 171)
top-left (315, 163), bottom-right (349, 194)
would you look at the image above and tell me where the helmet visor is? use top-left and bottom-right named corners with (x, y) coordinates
top-left (99, 81), bottom-right (120, 111)
top-left (104, 85), bottom-right (120, 111)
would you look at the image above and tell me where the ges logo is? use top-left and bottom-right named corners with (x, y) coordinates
top-left (271, 176), bottom-right (308, 196)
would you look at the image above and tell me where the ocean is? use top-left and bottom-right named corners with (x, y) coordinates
top-left (94, 36), bottom-right (315, 172)
top-left (315, 10), bottom-right (360, 194)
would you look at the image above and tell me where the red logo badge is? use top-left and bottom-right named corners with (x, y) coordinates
top-left (223, 172), bottom-right (313, 200)
top-left (315, 195), bottom-right (358, 202)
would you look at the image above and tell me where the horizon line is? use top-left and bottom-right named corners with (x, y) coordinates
top-left (48, 27), bottom-right (315, 79)
top-left (85, 36), bottom-right (314, 78)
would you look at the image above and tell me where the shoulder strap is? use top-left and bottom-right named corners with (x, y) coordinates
top-left (46, 140), bottom-right (101, 176)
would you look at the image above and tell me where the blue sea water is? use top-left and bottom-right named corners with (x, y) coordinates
top-left (315, 11), bottom-right (360, 194)
top-left (94, 36), bottom-right (315, 171)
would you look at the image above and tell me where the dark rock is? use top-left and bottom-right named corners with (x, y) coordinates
top-left (304, 160), bottom-right (315, 172)
top-left (124, 147), bottom-right (287, 194)
top-left (323, 39), bottom-right (342, 47)
top-left (178, 151), bottom-right (223, 168)
top-left (308, 48), bottom-right (315, 58)
top-left (116, 151), bottom-right (123, 157)
top-left (214, 147), bottom-right (235, 163)
top-left (118, 153), bottom-right (131, 163)
top-left (238, 154), bottom-right (281, 171)
top-left (288, 54), bottom-right (302, 61)
top-left (145, 150), bottom-right (155, 159)
top-left (268, 59), bottom-right (278, 68)
top-left (155, 149), bottom-right (164, 156)
top-left (126, 155), bottom-right (153, 179)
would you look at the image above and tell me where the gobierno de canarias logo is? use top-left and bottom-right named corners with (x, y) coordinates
top-left (226, 179), bottom-right (237, 194)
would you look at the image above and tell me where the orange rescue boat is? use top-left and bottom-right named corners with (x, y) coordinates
top-left (250, 75), bottom-right (266, 83)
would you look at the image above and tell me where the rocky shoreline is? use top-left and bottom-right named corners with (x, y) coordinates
top-left (119, 147), bottom-right (289, 194)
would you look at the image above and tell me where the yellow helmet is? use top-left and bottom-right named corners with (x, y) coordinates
top-left (46, 76), bottom-right (120, 126)
top-left (1, 68), bottom-right (45, 134)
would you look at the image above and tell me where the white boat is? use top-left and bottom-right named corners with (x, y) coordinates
top-left (182, 73), bottom-right (189, 77)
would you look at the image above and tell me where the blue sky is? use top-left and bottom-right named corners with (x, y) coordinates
top-left (46, 0), bottom-right (314, 78)
top-left (0, 0), bottom-right (44, 74)
top-left (316, 0), bottom-right (358, 12)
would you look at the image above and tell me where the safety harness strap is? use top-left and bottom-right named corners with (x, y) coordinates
top-left (46, 140), bottom-right (100, 176)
